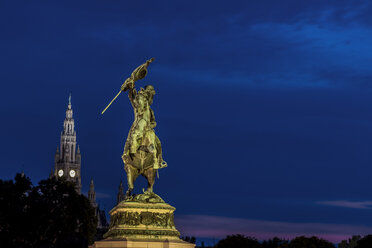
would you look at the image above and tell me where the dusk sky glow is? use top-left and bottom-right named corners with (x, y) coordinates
top-left (1, 0), bottom-right (372, 245)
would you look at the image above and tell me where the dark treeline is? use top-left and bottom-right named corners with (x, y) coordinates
top-left (0, 173), bottom-right (97, 248)
top-left (2, 174), bottom-right (372, 248)
top-left (194, 234), bottom-right (372, 248)
top-left (181, 236), bottom-right (197, 243)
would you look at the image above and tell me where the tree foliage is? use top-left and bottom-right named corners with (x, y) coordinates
top-left (212, 235), bottom-right (336, 248)
top-left (261, 237), bottom-right (289, 248)
top-left (215, 234), bottom-right (260, 248)
top-left (0, 174), bottom-right (97, 248)
top-left (338, 235), bottom-right (361, 248)
top-left (286, 236), bottom-right (335, 248)
top-left (356, 235), bottom-right (372, 248)
top-left (181, 236), bottom-right (197, 244)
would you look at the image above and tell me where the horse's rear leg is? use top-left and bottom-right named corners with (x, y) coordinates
top-left (143, 168), bottom-right (157, 193)
top-left (124, 164), bottom-right (139, 198)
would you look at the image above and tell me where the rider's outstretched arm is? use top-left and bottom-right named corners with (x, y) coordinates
top-left (128, 87), bottom-right (137, 109)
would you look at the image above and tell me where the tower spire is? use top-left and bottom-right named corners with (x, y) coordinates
top-left (88, 179), bottom-right (97, 207)
top-left (54, 94), bottom-right (81, 194)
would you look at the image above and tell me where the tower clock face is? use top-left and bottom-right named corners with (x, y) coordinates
top-left (58, 169), bottom-right (64, 177)
top-left (69, 170), bottom-right (76, 178)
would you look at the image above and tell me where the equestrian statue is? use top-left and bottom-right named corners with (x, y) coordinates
top-left (101, 58), bottom-right (167, 199)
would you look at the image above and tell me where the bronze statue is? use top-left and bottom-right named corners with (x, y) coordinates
top-left (102, 58), bottom-right (167, 198)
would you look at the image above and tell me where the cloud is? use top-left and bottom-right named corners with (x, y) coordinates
top-left (317, 200), bottom-right (372, 209)
top-left (247, 18), bottom-right (372, 88)
top-left (140, 7), bottom-right (372, 90)
top-left (175, 215), bottom-right (372, 243)
top-left (252, 21), bottom-right (372, 64)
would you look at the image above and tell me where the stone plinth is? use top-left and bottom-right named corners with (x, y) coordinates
top-left (92, 239), bottom-right (194, 248)
top-left (92, 193), bottom-right (194, 248)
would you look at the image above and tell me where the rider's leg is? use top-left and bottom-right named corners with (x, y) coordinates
top-left (145, 131), bottom-right (160, 169)
top-left (129, 120), bottom-right (146, 154)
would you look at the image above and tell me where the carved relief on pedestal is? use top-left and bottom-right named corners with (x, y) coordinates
top-left (105, 199), bottom-right (180, 240)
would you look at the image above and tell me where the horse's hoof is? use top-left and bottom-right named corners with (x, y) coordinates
top-left (125, 189), bottom-right (133, 200)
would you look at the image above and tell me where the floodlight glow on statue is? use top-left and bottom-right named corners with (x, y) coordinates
top-left (97, 59), bottom-right (194, 246)
top-left (102, 58), bottom-right (167, 198)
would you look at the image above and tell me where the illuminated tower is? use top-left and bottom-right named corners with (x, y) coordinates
top-left (54, 94), bottom-right (82, 193)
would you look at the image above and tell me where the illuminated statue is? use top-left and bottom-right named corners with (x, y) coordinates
top-left (102, 58), bottom-right (167, 198)
top-left (98, 59), bottom-right (193, 245)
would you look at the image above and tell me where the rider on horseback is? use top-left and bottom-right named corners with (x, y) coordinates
top-left (123, 84), bottom-right (167, 170)
top-left (102, 58), bottom-right (167, 198)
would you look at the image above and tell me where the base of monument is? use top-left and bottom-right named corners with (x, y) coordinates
top-left (93, 193), bottom-right (195, 248)
top-left (92, 239), bottom-right (195, 248)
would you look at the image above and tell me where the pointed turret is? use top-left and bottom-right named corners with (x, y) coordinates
top-left (117, 180), bottom-right (125, 204)
top-left (66, 93), bottom-right (72, 118)
top-left (88, 179), bottom-right (97, 208)
top-left (49, 168), bottom-right (54, 179)
top-left (76, 145), bottom-right (81, 164)
top-left (54, 146), bottom-right (60, 164)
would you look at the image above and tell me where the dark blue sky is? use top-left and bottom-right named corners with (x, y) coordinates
top-left (1, 0), bottom-right (372, 244)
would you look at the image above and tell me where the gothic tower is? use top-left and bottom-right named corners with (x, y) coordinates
top-left (88, 179), bottom-right (97, 209)
top-left (116, 181), bottom-right (125, 204)
top-left (54, 94), bottom-right (82, 193)
top-left (88, 179), bottom-right (108, 229)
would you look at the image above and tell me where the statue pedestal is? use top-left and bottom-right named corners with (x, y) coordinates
top-left (92, 193), bottom-right (194, 248)
top-left (92, 239), bottom-right (194, 248)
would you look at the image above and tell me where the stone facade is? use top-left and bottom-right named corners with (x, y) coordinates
top-left (54, 95), bottom-right (82, 193)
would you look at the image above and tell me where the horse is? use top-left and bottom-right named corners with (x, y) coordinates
top-left (122, 130), bottom-right (166, 198)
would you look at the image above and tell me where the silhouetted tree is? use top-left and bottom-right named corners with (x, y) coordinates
top-left (356, 235), bottom-right (372, 248)
top-left (262, 237), bottom-right (289, 248)
top-left (287, 236), bottom-right (335, 248)
top-left (181, 236), bottom-right (197, 244)
top-left (215, 234), bottom-right (260, 248)
top-left (0, 173), bottom-right (33, 247)
top-left (0, 174), bottom-right (97, 248)
top-left (196, 240), bottom-right (213, 248)
top-left (339, 235), bottom-right (361, 248)
top-left (339, 240), bottom-right (349, 248)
